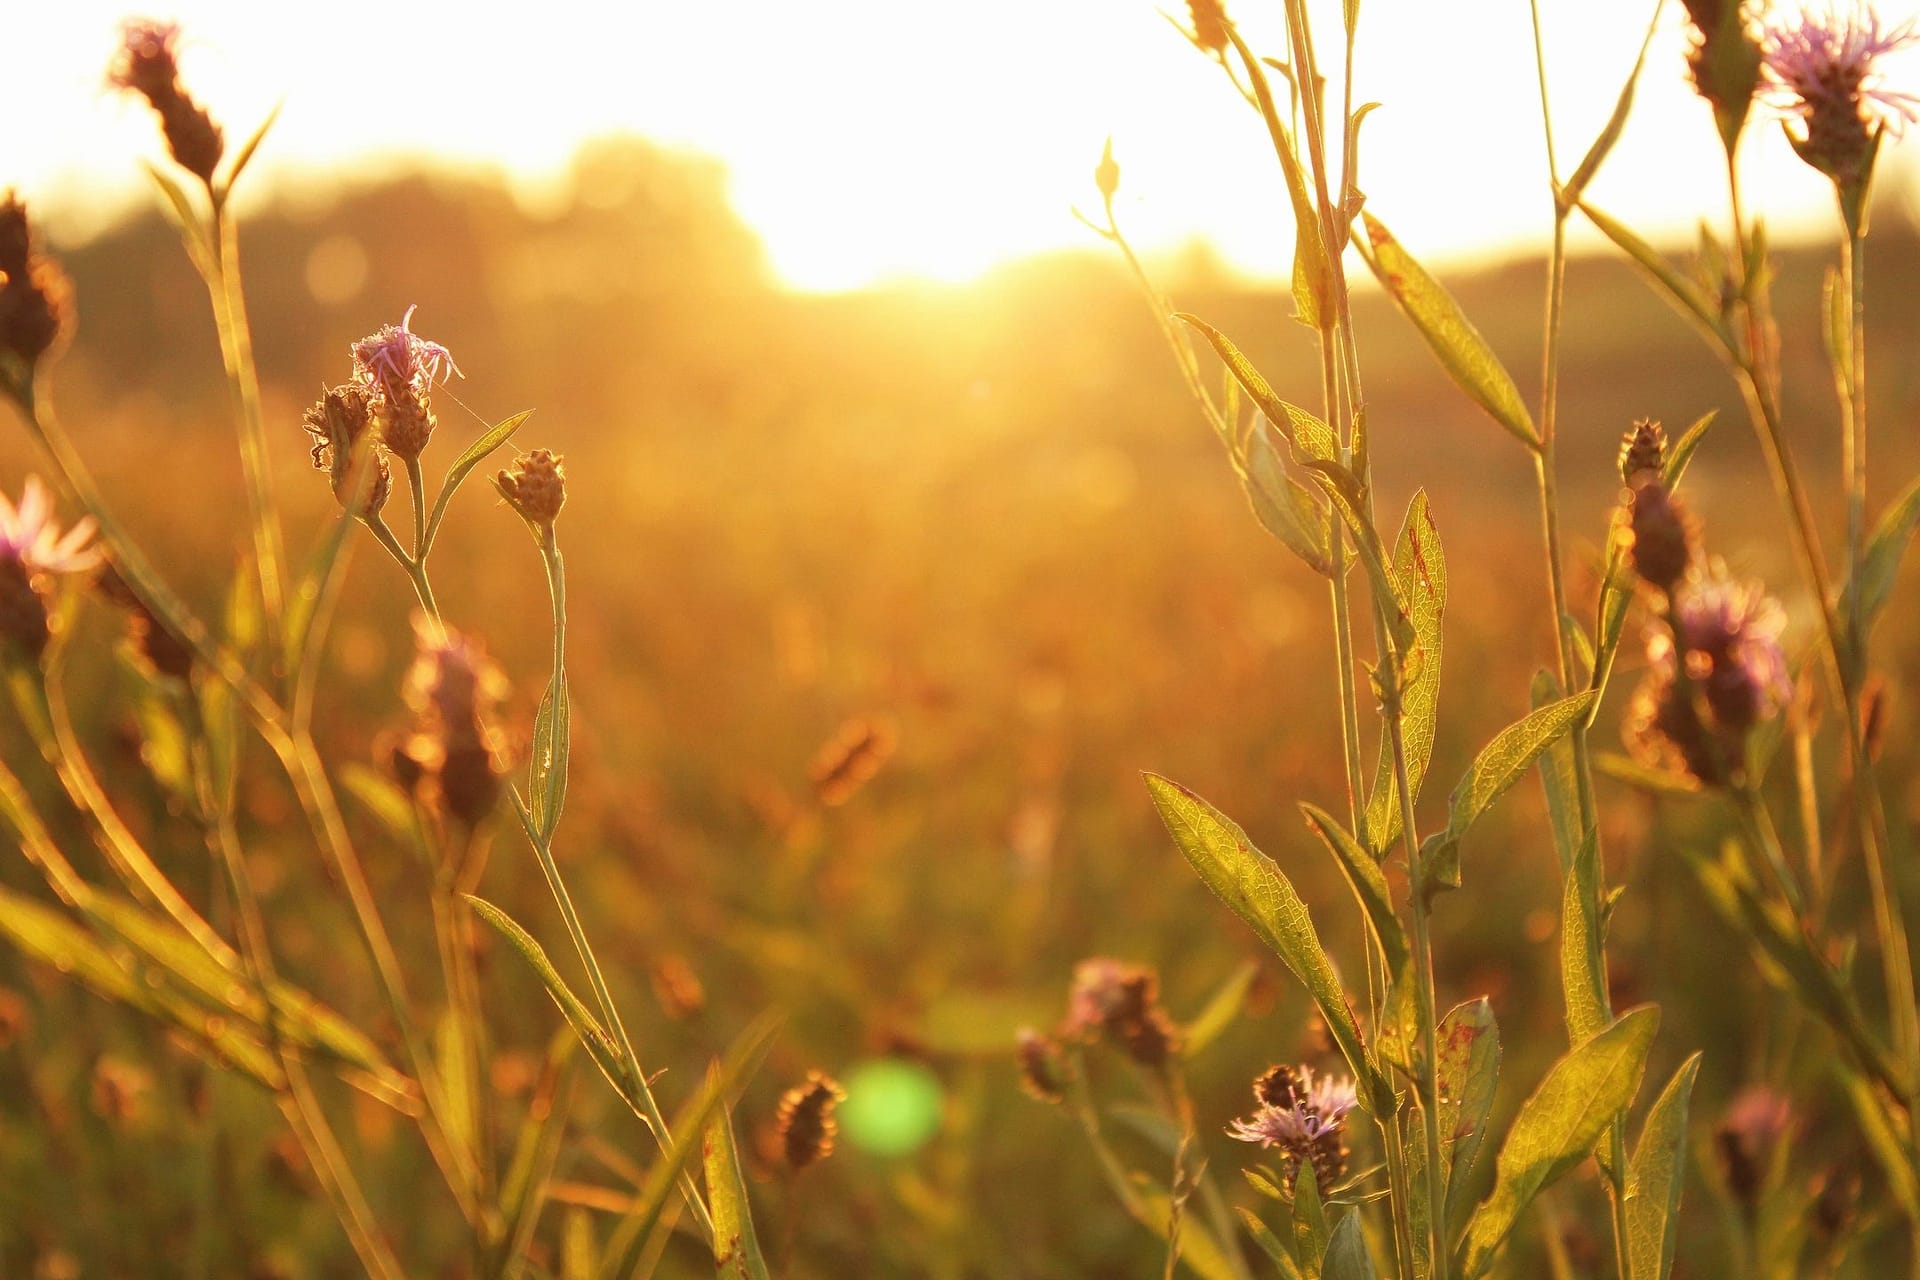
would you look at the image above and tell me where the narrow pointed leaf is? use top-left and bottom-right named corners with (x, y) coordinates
top-left (1182, 960), bottom-right (1260, 1059)
top-left (1457, 1007), bottom-right (1659, 1278)
top-left (1366, 491), bottom-right (1447, 853)
top-left (1625, 1053), bottom-right (1701, 1280)
top-left (1176, 314), bottom-right (1294, 433)
top-left (1359, 213), bottom-right (1537, 449)
top-left (1560, 829), bottom-right (1609, 1044)
top-left (1322, 1210), bottom-right (1379, 1280)
top-left (706, 1096), bottom-right (771, 1280)
top-left (1243, 425), bottom-right (1333, 576)
top-left (424, 409), bottom-right (535, 553)
top-left (1441, 998), bottom-right (1502, 1234)
top-left (217, 101), bottom-right (283, 201)
top-left (1146, 774), bottom-right (1388, 1112)
top-left (1532, 671), bottom-right (1581, 874)
top-left (1226, 26), bottom-right (1332, 328)
top-left (1301, 802), bottom-right (1408, 977)
top-left (1560, 1), bottom-right (1661, 209)
top-left (1841, 474), bottom-right (1920, 648)
top-left (1578, 202), bottom-right (1726, 344)
top-left (1425, 692), bottom-right (1599, 890)
top-left (1238, 1208), bottom-right (1307, 1280)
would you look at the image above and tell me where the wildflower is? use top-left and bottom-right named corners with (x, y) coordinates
top-left (1229, 1063), bottom-right (1358, 1189)
top-left (107, 20), bottom-right (224, 185)
top-left (0, 477), bottom-right (101, 660)
top-left (1618, 418), bottom-right (1668, 484)
top-left (775, 1071), bottom-right (846, 1170)
top-left (1094, 138), bottom-right (1120, 203)
top-left (401, 615), bottom-right (509, 829)
top-left (495, 449), bottom-right (566, 529)
top-left (301, 383), bottom-right (389, 515)
top-left (1015, 1028), bottom-right (1066, 1104)
top-left (1714, 1084), bottom-right (1793, 1213)
top-left (1681, 0), bottom-right (1765, 152)
top-left (0, 194), bottom-right (72, 389)
top-left (1763, 3), bottom-right (1918, 206)
top-left (350, 306), bottom-right (461, 461)
top-left (1061, 957), bottom-right (1181, 1066)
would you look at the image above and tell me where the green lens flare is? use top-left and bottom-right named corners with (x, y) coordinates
top-left (839, 1058), bottom-right (944, 1157)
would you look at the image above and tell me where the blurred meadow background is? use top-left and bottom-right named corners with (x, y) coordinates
top-left (6, 2), bottom-right (1920, 1276)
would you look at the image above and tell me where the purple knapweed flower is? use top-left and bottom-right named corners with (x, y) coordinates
top-left (350, 305), bottom-right (462, 402)
top-left (1228, 1064), bottom-right (1358, 1188)
top-left (1763, 3), bottom-right (1919, 196)
top-left (107, 19), bottom-right (224, 184)
top-left (1, 477), bottom-right (101, 576)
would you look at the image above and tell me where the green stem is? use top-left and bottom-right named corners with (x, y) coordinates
top-left (367, 514), bottom-right (442, 621)
top-left (203, 203), bottom-right (287, 651)
top-left (527, 530), bottom-right (715, 1241)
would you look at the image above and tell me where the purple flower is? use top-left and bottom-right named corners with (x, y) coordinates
top-left (1763, 4), bottom-right (1919, 193)
top-left (0, 477), bottom-right (101, 576)
top-left (1661, 565), bottom-right (1791, 728)
top-left (351, 305), bottom-right (462, 403)
top-left (1227, 1064), bottom-right (1358, 1188)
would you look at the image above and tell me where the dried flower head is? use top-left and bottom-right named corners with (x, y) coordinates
top-left (775, 1071), bottom-right (846, 1170)
top-left (0, 195), bottom-right (72, 389)
top-left (301, 383), bottom-right (389, 514)
top-left (1763, 3), bottom-right (1918, 202)
top-left (0, 477), bottom-right (101, 660)
top-left (1714, 1085), bottom-right (1794, 1212)
top-left (496, 449), bottom-right (567, 528)
top-left (1624, 476), bottom-right (1696, 595)
top-left (1627, 564), bottom-right (1787, 785)
top-left (1187, 0), bottom-right (1230, 54)
top-left (1229, 1063), bottom-right (1358, 1189)
top-left (108, 20), bottom-right (225, 185)
top-left (1682, 0), bottom-right (1765, 152)
top-left (402, 616), bottom-right (509, 828)
top-left (1619, 418), bottom-right (1668, 484)
top-left (350, 306), bottom-right (461, 461)
top-left (809, 714), bottom-right (898, 806)
top-left (1061, 957), bottom-right (1180, 1066)
top-left (1016, 1028), bottom-right (1066, 1104)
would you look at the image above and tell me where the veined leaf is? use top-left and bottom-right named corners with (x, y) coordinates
top-left (1560, 829), bottom-right (1609, 1045)
top-left (1322, 1209), bottom-right (1379, 1280)
top-left (1457, 1007), bottom-right (1659, 1278)
top-left (1145, 775), bottom-right (1389, 1113)
top-left (1441, 998), bottom-right (1502, 1235)
top-left (1238, 1207), bottom-right (1307, 1280)
top-left (1578, 202), bottom-right (1727, 345)
top-left (1625, 1054), bottom-right (1701, 1280)
top-left (1366, 491), bottom-right (1447, 854)
top-left (1243, 424), bottom-right (1333, 577)
top-left (1226, 26), bottom-right (1332, 329)
top-left (1532, 671), bottom-right (1581, 874)
top-left (531, 671), bottom-right (572, 841)
top-left (1176, 314), bottom-right (1296, 436)
top-left (1359, 213), bottom-right (1536, 450)
top-left (1424, 692), bottom-right (1599, 891)
top-left (1839, 474), bottom-right (1920, 663)
top-left (1301, 803), bottom-right (1408, 977)
top-left (706, 1094), bottom-right (771, 1280)
top-left (1182, 961), bottom-right (1259, 1060)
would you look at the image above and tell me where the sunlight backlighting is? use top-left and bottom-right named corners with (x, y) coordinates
top-left (6, 2), bottom-right (1920, 290)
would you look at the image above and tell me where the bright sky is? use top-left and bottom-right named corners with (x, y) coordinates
top-left (5, 2), bottom-right (1919, 291)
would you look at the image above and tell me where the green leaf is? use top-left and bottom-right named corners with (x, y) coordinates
top-left (283, 502), bottom-right (361, 670)
top-left (1293, 1161), bottom-right (1328, 1266)
top-left (1837, 1067), bottom-right (1920, 1220)
top-left (1145, 775), bottom-right (1388, 1113)
top-left (597, 1015), bottom-right (782, 1280)
top-left (1560, 829), bottom-right (1609, 1045)
top-left (1559, 1), bottom-right (1662, 210)
top-left (340, 762), bottom-right (425, 849)
top-left (1840, 474), bottom-right (1920, 657)
top-left (1578, 201), bottom-right (1727, 345)
top-left (1243, 424), bottom-right (1333, 577)
top-left (1625, 1053), bottom-right (1701, 1280)
top-left (1366, 491), bottom-right (1447, 854)
top-left (466, 894), bottom-right (638, 1110)
top-left (1531, 671), bottom-right (1581, 875)
top-left (531, 671), bottom-right (572, 841)
top-left (1359, 213), bottom-right (1537, 449)
top-left (1440, 998), bottom-right (1502, 1235)
top-left (1322, 1210), bottom-right (1379, 1280)
top-left (1457, 1007), bottom-right (1659, 1278)
top-left (142, 161), bottom-right (211, 268)
top-left (216, 101), bottom-right (283, 204)
top-left (1238, 1207), bottom-right (1307, 1280)
top-left (498, 1033), bottom-right (581, 1274)
top-left (1181, 960), bottom-right (1260, 1060)
top-left (1424, 692), bottom-right (1600, 891)
top-left (706, 1095), bottom-right (771, 1280)
top-left (1176, 314), bottom-right (1296, 433)
top-left (423, 409), bottom-right (535, 554)
top-left (1225, 26), bottom-right (1333, 329)
top-left (1301, 803), bottom-right (1409, 977)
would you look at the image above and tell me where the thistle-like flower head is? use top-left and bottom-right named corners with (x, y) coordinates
top-left (1229, 1063), bottom-right (1358, 1188)
top-left (0, 477), bottom-right (101, 576)
top-left (1663, 565), bottom-right (1791, 722)
top-left (351, 305), bottom-right (462, 402)
top-left (1763, 3), bottom-right (1919, 198)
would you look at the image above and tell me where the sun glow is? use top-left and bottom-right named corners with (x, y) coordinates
top-left (7, 2), bottom-right (1920, 291)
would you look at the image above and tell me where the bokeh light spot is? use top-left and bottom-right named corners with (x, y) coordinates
top-left (839, 1058), bottom-right (944, 1158)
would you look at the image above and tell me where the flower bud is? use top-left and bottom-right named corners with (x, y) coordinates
top-left (1625, 477), bottom-right (1695, 595)
top-left (775, 1071), bottom-right (846, 1170)
top-left (496, 449), bottom-right (567, 528)
top-left (1618, 418), bottom-right (1667, 484)
top-left (107, 21), bottom-right (225, 185)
